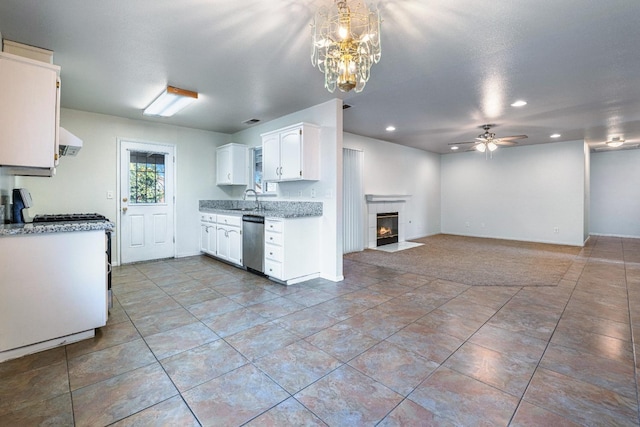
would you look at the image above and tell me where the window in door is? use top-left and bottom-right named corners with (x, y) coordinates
top-left (129, 151), bottom-right (166, 204)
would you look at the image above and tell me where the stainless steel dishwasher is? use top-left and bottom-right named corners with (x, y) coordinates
top-left (242, 215), bottom-right (264, 274)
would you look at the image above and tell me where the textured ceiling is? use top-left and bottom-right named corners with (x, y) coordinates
top-left (1, 0), bottom-right (639, 154)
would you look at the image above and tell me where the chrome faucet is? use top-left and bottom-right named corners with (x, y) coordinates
top-left (243, 189), bottom-right (261, 210)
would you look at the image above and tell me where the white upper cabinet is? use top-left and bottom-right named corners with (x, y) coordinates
top-left (216, 143), bottom-right (249, 185)
top-left (261, 123), bottom-right (320, 182)
top-left (0, 52), bottom-right (60, 176)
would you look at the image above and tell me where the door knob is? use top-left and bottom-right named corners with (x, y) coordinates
top-left (122, 207), bottom-right (128, 213)
top-left (122, 197), bottom-right (128, 202)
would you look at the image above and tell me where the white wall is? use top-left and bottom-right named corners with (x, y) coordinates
top-left (231, 99), bottom-right (344, 281)
top-left (441, 140), bottom-right (587, 246)
top-left (590, 149), bottom-right (640, 238)
top-left (343, 133), bottom-right (441, 240)
top-left (17, 108), bottom-right (230, 261)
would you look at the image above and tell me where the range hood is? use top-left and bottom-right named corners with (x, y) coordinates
top-left (59, 127), bottom-right (82, 156)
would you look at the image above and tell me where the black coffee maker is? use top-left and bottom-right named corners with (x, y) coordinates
top-left (12, 188), bottom-right (32, 223)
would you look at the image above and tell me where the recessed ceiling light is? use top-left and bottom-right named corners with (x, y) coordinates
top-left (550, 133), bottom-right (561, 138)
top-left (606, 137), bottom-right (625, 148)
top-left (450, 146), bottom-right (459, 150)
top-left (385, 126), bottom-right (396, 132)
top-left (510, 100), bottom-right (527, 107)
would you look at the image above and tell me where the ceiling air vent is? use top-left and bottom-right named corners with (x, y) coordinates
top-left (242, 118), bottom-right (261, 125)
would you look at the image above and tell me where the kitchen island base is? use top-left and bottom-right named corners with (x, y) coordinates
top-left (0, 229), bottom-right (107, 363)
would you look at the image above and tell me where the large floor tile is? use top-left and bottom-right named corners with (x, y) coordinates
top-left (182, 364), bottom-right (288, 426)
top-left (295, 365), bottom-right (403, 426)
top-left (254, 340), bottom-right (341, 394)
top-left (305, 323), bottom-right (380, 362)
top-left (245, 397), bottom-right (326, 426)
top-left (524, 368), bottom-right (638, 426)
top-left (71, 363), bottom-right (178, 427)
top-left (0, 393), bottom-right (74, 426)
top-left (349, 341), bottom-right (439, 396)
top-left (225, 322), bottom-right (299, 361)
top-left (144, 322), bottom-right (219, 360)
top-left (161, 340), bottom-right (248, 392)
top-left (408, 367), bottom-right (519, 426)
top-left (111, 395), bottom-right (200, 426)
top-left (68, 338), bottom-right (156, 390)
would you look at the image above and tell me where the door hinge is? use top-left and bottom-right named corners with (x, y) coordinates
top-left (300, 170), bottom-right (302, 177)
top-left (299, 129), bottom-right (302, 136)
top-left (56, 81), bottom-right (60, 89)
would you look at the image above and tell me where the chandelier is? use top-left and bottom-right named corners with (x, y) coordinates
top-left (311, 0), bottom-right (382, 93)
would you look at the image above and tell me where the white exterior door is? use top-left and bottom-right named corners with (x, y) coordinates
top-left (119, 140), bottom-right (175, 263)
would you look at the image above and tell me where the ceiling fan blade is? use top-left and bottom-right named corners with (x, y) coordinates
top-left (448, 141), bottom-right (476, 145)
top-left (496, 140), bottom-right (517, 146)
top-left (498, 134), bottom-right (528, 141)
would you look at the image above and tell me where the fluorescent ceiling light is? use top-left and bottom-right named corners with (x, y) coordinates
top-left (386, 126), bottom-right (396, 132)
top-left (143, 86), bottom-right (198, 117)
top-left (550, 133), bottom-right (561, 138)
top-left (510, 100), bottom-right (527, 107)
top-left (450, 146), bottom-right (459, 150)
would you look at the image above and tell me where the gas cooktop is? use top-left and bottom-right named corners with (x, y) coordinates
top-left (32, 213), bottom-right (110, 223)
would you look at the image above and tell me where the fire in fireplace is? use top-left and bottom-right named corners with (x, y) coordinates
top-left (377, 212), bottom-right (399, 246)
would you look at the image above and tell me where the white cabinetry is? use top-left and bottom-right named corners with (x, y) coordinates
top-left (261, 123), bottom-right (320, 182)
top-left (264, 216), bottom-right (320, 284)
top-left (0, 230), bottom-right (107, 362)
top-left (216, 143), bottom-right (249, 185)
top-left (0, 52), bottom-right (60, 176)
top-left (216, 214), bottom-right (243, 266)
top-left (200, 212), bottom-right (217, 255)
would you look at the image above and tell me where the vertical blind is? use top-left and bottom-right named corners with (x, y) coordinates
top-left (343, 148), bottom-right (365, 253)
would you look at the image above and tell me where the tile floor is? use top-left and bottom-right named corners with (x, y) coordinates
top-left (1, 235), bottom-right (640, 426)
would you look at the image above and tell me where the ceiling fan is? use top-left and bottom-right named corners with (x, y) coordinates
top-left (448, 124), bottom-right (528, 153)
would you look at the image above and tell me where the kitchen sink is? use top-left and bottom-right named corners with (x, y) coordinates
top-left (228, 207), bottom-right (264, 212)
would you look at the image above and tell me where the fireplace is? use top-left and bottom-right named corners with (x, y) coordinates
top-left (377, 212), bottom-right (399, 246)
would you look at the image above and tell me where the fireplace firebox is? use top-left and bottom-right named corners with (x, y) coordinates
top-left (377, 212), bottom-right (399, 246)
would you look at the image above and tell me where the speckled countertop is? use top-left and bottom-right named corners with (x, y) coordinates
top-left (199, 200), bottom-right (322, 218)
top-left (0, 220), bottom-right (115, 236)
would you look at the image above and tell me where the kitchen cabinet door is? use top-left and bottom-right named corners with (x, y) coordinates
top-left (0, 52), bottom-right (60, 174)
top-left (260, 123), bottom-right (320, 182)
top-left (262, 134), bottom-right (280, 182)
top-left (279, 128), bottom-right (302, 180)
top-left (216, 143), bottom-right (248, 185)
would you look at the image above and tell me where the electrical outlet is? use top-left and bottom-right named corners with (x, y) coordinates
top-left (465, 222), bottom-right (470, 228)
top-left (107, 191), bottom-right (114, 199)
top-left (310, 188), bottom-right (316, 198)
top-left (554, 227), bottom-right (559, 233)
top-left (297, 191), bottom-right (303, 197)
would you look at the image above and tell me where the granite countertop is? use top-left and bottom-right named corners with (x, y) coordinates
top-left (0, 220), bottom-right (115, 236)
top-left (199, 200), bottom-right (322, 219)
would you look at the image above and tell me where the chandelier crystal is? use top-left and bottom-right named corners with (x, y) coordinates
top-left (311, 0), bottom-right (382, 93)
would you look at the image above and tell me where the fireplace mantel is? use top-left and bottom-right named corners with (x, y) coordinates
top-left (365, 194), bottom-right (411, 203)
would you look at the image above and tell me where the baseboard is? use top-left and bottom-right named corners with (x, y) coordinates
top-left (590, 232), bottom-right (640, 239)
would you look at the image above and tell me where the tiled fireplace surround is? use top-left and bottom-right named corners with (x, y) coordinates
top-left (366, 195), bottom-right (409, 248)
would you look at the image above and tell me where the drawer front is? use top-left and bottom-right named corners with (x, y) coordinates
top-left (200, 213), bottom-right (216, 223)
top-left (265, 243), bottom-right (283, 262)
top-left (265, 220), bottom-right (283, 233)
top-left (217, 214), bottom-right (242, 227)
top-left (264, 259), bottom-right (283, 279)
top-left (265, 231), bottom-right (283, 246)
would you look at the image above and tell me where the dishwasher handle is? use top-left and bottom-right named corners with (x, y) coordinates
top-left (242, 215), bottom-right (265, 224)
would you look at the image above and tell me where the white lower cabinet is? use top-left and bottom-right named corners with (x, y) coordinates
top-left (264, 216), bottom-right (320, 284)
top-left (214, 214), bottom-right (243, 266)
top-left (200, 213), bottom-right (216, 255)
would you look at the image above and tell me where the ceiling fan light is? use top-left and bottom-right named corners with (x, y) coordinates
top-left (476, 143), bottom-right (486, 153)
top-left (606, 138), bottom-right (625, 148)
top-left (487, 142), bottom-right (498, 151)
